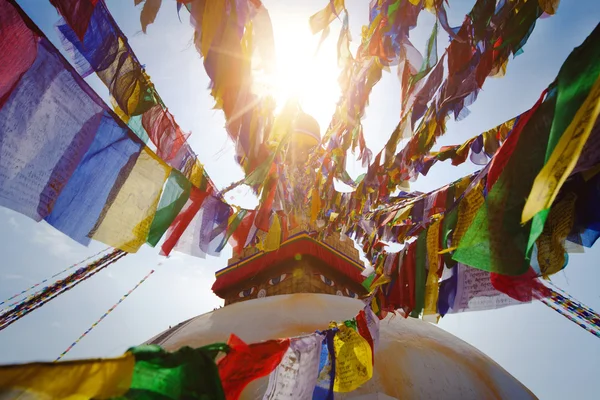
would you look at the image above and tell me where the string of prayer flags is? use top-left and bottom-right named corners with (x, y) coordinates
top-left (453, 25), bottom-right (600, 276)
top-left (1, 0), bottom-right (237, 259)
top-left (55, 1), bottom-right (157, 117)
top-left (540, 280), bottom-right (600, 339)
top-left (0, 250), bottom-right (126, 331)
top-left (56, 269), bottom-right (155, 361)
top-left (174, 0), bottom-right (276, 176)
top-left (452, 83), bottom-right (558, 276)
top-left (0, 247), bottom-right (110, 309)
top-left (0, 305), bottom-right (383, 399)
top-left (1, 344), bottom-right (230, 400)
top-left (317, 0), bottom-right (555, 214)
top-left (54, 0), bottom-right (214, 189)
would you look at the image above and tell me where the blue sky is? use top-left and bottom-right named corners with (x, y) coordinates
top-left (1, 1), bottom-right (599, 399)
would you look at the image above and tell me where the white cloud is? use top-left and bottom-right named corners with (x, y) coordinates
top-left (32, 223), bottom-right (77, 259)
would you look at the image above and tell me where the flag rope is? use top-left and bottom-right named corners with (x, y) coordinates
top-left (55, 269), bottom-right (155, 362)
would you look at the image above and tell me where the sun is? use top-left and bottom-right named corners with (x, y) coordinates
top-left (252, 10), bottom-right (343, 130)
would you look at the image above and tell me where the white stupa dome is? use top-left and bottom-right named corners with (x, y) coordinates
top-left (147, 293), bottom-right (536, 399)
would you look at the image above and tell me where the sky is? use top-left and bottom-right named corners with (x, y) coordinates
top-left (1, 0), bottom-right (599, 399)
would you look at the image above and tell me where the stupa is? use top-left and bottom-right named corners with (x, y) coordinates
top-left (146, 109), bottom-right (537, 399)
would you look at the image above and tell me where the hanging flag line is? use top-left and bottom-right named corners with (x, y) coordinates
top-left (0, 250), bottom-right (127, 331)
top-left (55, 269), bottom-right (155, 362)
top-left (539, 280), bottom-right (600, 338)
top-left (0, 247), bottom-right (112, 309)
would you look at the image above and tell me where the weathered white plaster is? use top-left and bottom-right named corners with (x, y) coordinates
top-left (147, 294), bottom-right (537, 399)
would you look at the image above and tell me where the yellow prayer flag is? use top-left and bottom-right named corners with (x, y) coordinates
top-left (452, 183), bottom-right (485, 246)
top-left (264, 213), bottom-right (282, 252)
top-left (91, 148), bottom-right (171, 253)
top-left (424, 219), bottom-right (441, 316)
top-left (453, 175), bottom-right (472, 199)
top-left (333, 325), bottom-right (373, 393)
top-left (423, 0), bottom-right (437, 13)
top-left (582, 163), bottom-right (600, 181)
top-left (309, 0), bottom-right (345, 34)
top-left (310, 187), bottom-right (321, 223)
top-left (201, 1), bottom-right (226, 57)
top-left (0, 354), bottom-right (134, 400)
top-left (186, 159), bottom-right (205, 188)
top-left (522, 76), bottom-right (600, 223)
top-left (538, 0), bottom-right (560, 14)
top-left (110, 97), bottom-right (130, 124)
top-left (393, 205), bottom-right (413, 225)
top-left (536, 193), bottom-right (577, 278)
top-left (369, 274), bottom-right (391, 293)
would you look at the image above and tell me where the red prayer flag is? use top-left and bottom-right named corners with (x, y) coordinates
top-left (356, 310), bottom-right (375, 365)
top-left (160, 186), bottom-right (211, 256)
top-left (0, 0), bottom-right (38, 108)
top-left (49, 0), bottom-right (99, 40)
top-left (218, 334), bottom-right (289, 400)
top-left (230, 210), bottom-right (256, 255)
top-left (490, 267), bottom-right (550, 302)
top-left (398, 242), bottom-right (417, 316)
top-left (487, 88), bottom-right (547, 190)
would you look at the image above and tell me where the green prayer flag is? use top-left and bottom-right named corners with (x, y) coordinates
top-left (112, 344), bottom-right (228, 400)
top-left (147, 170), bottom-right (192, 247)
top-left (441, 207), bottom-right (458, 268)
top-left (453, 89), bottom-right (557, 275)
top-left (128, 115), bottom-right (151, 144)
top-left (362, 273), bottom-right (375, 291)
top-left (527, 25), bottom-right (600, 253)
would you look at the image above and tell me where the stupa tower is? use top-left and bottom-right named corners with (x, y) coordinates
top-left (147, 109), bottom-right (538, 399)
